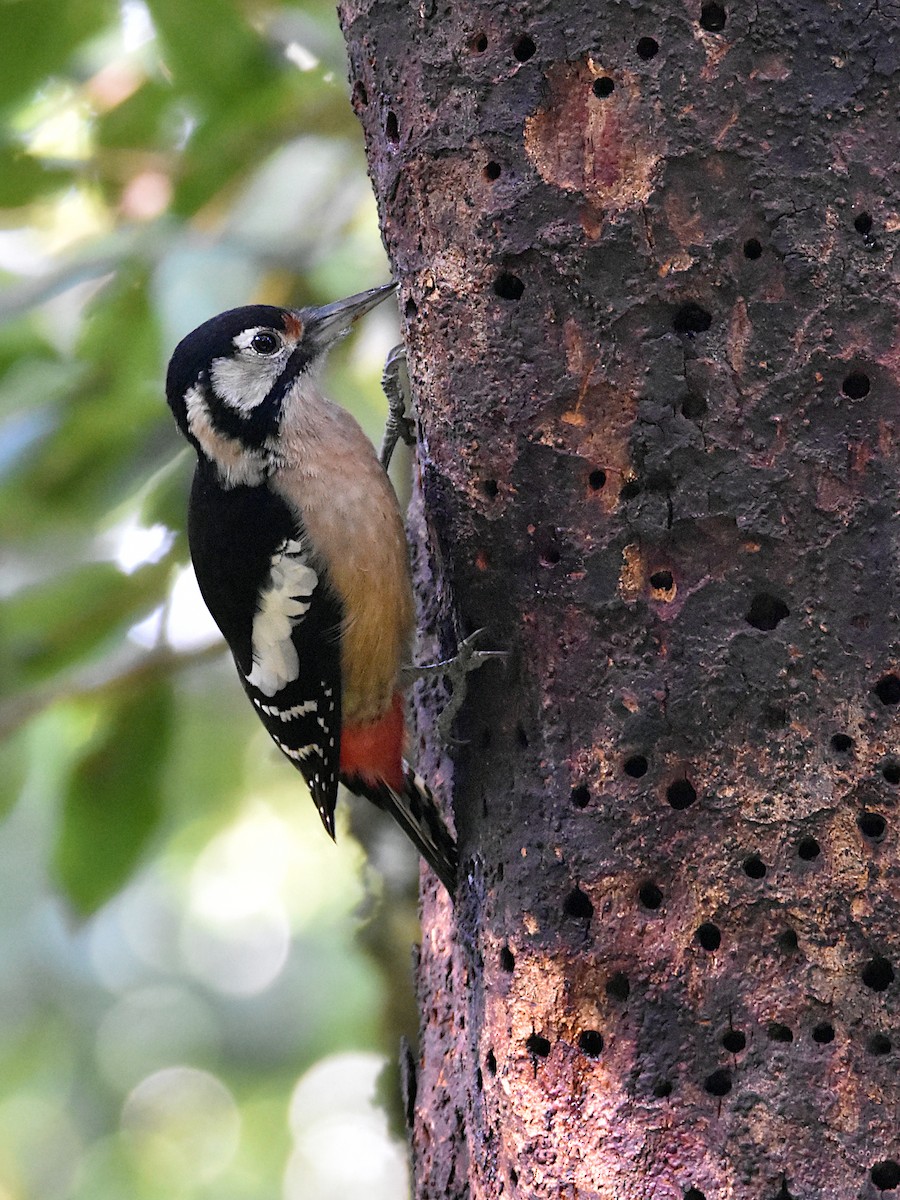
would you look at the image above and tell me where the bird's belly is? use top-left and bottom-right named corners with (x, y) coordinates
top-left (271, 465), bottom-right (415, 726)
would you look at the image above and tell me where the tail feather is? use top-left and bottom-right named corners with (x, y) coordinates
top-left (342, 763), bottom-right (458, 895)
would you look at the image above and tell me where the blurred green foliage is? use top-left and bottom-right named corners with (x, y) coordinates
top-left (0, 2), bottom-right (416, 1197)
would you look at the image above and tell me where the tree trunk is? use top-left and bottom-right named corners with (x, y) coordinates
top-left (339, 1), bottom-right (900, 1196)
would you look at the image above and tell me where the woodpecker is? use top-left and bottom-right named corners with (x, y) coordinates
top-left (166, 284), bottom-right (457, 893)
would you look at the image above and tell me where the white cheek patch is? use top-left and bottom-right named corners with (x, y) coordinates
top-left (210, 344), bottom-right (285, 413)
top-left (246, 538), bottom-right (318, 696)
top-left (184, 384), bottom-right (266, 487)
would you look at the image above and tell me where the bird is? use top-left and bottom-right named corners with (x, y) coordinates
top-left (165, 283), bottom-right (457, 893)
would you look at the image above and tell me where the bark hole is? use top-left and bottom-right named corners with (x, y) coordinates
top-left (870, 1161), bottom-right (900, 1191)
top-left (577, 1029), bottom-right (604, 1057)
top-left (563, 886), bottom-right (594, 921)
top-left (605, 971), bottom-right (630, 1001)
top-left (699, 2), bottom-right (727, 31)
top-left (867, 1033), bottom-right (891, 1056)
top-left (525, 1032), bottom-right (551, 1057)
top-left (704, 1068), bottom-right (732, 1096)
top-left (639, 881), bottom-right (663, 910)
top-left (681, 393), bottom-right (708, 419)
top-left (768, 1022), bottom-right (794, 1043)
top-left (746, 593), bottom-right (790, 631)
top-left (570, 783), bottom-right (590, 808)
top-left (842, 370), bottom-right (871, 399)
top-left (666, 778), bottom-right (697, 809)
top-left (623, 754), bottom-right (649, 778)
top-left (695, 922), bottom-right (721, 951)
top-left (743, 854), bottom-right (766, 879)
top-left (493, 272), bottom-right (525, 300)
top-left (797, 836), bottom-right (821, 861)
top-left (857, 811), bottom-right (886, 839)
top-left (512, 34), bottom-right (535, 61)
top-left (673, 302), bottom-right (713, 334)
top-left (721, 1029), bottom-right (746, 1053)
top-left (874, 674), bottom-right (900, 704)
top-left (861, 956), bottom-right (895, 992)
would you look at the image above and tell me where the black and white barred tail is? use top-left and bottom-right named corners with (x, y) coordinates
top-left (342, 764), bottom-right (458, 894)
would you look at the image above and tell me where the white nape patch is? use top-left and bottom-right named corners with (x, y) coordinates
top-left (246, 538), bottom-right (318, 696)
top-left (184, 383), bottom-right (266, 487)
top-left (273, 737), bottom-right (318, 762)
top-left (209, 331), bottom-right (288, 413)
top-left (252, 698), bottom-right (318, 722)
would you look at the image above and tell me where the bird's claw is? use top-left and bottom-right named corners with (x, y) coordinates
top-left (380, 345), bottom-right (416, 470)
top-left (405, 629), bottom-right (509, 744)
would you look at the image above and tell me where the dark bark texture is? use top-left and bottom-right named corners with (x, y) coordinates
top-left (339, 1), bottom-right (900, 1196)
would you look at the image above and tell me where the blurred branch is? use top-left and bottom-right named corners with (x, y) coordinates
top-left (0, 227), bottom-right (171, 321)
top-left (0, 640), bottom-right (226, 739)
top-left (0, 225), bottom-right (320, 323)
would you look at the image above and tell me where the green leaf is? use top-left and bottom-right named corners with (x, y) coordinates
top-left (0, 0), bottom-right (115, 108)
top-left (145, 0), bottom-right (270, 102)
top-left (9, 264), bottom-right (166, 522)
top-left (0, 144), bottom-right (73, 206)
top-left (4, 559), bottom-right (172, 689)
top-left (54, 681), bottom-right (174, 914)
top-left (0, 727), bottom-right (29, 820)
top-left (93, 78), bottom-right (171, 152)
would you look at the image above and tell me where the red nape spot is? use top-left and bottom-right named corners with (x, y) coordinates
top-left (283, 312), bottom-right (304, 340)
top-left (340, 692), bottom-right (405, 791)
top-left (475, 549), bottom-right (490, 571)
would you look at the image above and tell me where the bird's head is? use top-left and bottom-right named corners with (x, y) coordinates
top-left (166, 283), bottom-right (396, 486)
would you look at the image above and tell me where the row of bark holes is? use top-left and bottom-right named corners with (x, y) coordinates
top-left (561, 680), bottom-right (897, 1053)
top-left (489, 950), bottom-right (900, 1195)
top-left (483, 281), bottom-right (874, 509)
top-left (492, 927), bottom-right (898, 1191)
top-left (492, 223), bottom-right (879, 308)
top-left (671, 1163), bottom-right (900, 1200)
top-left (492, 680), bottom-right (899, 1159)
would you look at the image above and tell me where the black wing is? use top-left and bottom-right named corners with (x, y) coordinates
top-left (188, 459), bottom-right (343, 832)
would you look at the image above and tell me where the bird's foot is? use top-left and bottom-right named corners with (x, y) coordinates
top-left (380, 344), bottom-right (416, 471)
top-left (404, 629), bottom-right (508, 743)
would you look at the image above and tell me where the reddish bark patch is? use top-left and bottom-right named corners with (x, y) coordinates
top-left (525, 59), bottom-right (663, 215)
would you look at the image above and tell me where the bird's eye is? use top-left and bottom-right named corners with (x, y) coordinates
top-left (250, 331), bottom-right (280, 355)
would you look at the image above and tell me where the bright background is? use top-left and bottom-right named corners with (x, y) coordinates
top-left (0, 2), bottom-right (420, 1197)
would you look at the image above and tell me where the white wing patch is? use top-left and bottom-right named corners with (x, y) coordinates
top-left (245, 538), bottom-right (318, 696)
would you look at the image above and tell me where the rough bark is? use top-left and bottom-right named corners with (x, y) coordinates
top-left (339, 1), bottom-right (900, 1197)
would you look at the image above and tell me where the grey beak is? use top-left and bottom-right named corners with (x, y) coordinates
top-left (299, 282), bottom-right (397, 353)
